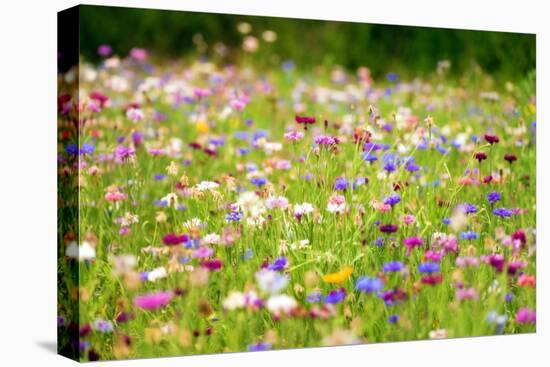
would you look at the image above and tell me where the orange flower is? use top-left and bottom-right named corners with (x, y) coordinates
top-left (322, 266), bottom-right (353, 284)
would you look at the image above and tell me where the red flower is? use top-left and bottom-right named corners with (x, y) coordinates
top-left (421, 274), bottom-right (443, 285)
top-left (474, 152), bottom-right (487, 162)
top-left (484, 134), bottom-right (500, 144)
top-left (504, 153), bottom-right (517, 164)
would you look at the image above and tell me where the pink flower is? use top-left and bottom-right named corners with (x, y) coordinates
top-left (105, 191), bottom-right (126, 202)
top-left (193, 246), bottom-right (214, 259)
top-left (129, 47), bottom-right (147, 61)
top-left (284, 131), bottom-right (304, 141)
top-left (134, 291), bottom-right (173, 310)
top-left (456, 287), bottom-right (478, 301)
top-left (402, 214), bottom-right (415, 225)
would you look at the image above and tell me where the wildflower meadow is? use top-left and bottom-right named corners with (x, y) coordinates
top-left (57, 6), bottom-right (536, 361)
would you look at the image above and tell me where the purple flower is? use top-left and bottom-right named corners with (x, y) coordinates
top-left (380, 224), bottom-right (398, 234)
top-left (251, 177), bottom-right (268, 187)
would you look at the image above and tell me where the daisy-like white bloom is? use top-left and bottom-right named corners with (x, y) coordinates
top-left (265, 294), bottom-right (297, 315)
top-left (294, 202), bottom-right (314, 218)
top-left (235, 191), bottom-right (266, 218)
top-left (146, 267), bottom-right (168, 282)
top-left (222, 291), bottom-right (246, 310)
top-left (326, 194), bottom-right (346, 214)
top-left (203, 233), bottom-right (221, 245)
top-left (195, 181), bottom-right (220, 191)
top-left (183, 217), bottom-right (206, 229)
top-left (256, 269), bottom-right (288, 294)
top-left (65, 241), bottom-right (96, 261)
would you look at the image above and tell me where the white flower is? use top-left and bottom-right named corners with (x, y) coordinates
top-left (236, 191), bottom-right (266, 218)
top-left (110, 254), bottom-right (136, 275)
top-left (256, 269), bottom-right (288, 294)
top-left (161, 192), bottom-right (179, 208)
top-left (266, 294), bottom-right (297, 314)
top-left (183, 217), bottom-right (206, 229)
top-left (222, 291), bottom-right (246, 310)
top-left (203, 233), bottom-right (221, 245)
top-left (65, 241), bottom-right (96, 261)
top-left (147, 267), bottom-right (167, 282)
top-left (294, 202), bottom-right (314, 217)
top-left (195, 181), bottom-right (220, 191)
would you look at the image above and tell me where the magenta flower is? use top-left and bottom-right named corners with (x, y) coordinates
top-left (201, 258), bottom-right (223, 271)
top-left (403, 236), bottom-right (423, 256)
top-left (162, 233), bottom-right (189, 246)
top-left (134, 291), bottom-right (173, 310)
top-left (515, 308), bottom-right (536, 324)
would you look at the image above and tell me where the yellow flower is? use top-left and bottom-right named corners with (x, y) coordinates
top-left (322, 266), bottom-right (353, 284)
top-left (196, 121), bottom-right (209, 134)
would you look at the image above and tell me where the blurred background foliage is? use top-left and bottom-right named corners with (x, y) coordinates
top-left (79, 5), bottom-right (535, 81)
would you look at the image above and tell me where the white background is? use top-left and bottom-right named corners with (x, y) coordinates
top-left (0, 0), bottom-right (547, 366)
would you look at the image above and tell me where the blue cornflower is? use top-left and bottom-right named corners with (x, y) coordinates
top-left (442, 218), bottom-right (451, 225)
top-left (324, 288), bottom-right (346, 305)
top-left (418, 262), bottom-right (440, 274)
top-left (334, 177), bottom-right (355, 191)
top-left (374, 236), bottom-right (384, 247)
top-left (239, 147), bottom-right (251, 155)
top-left (388, 314), bottom-right (400, 324)
top-left (383, 261), bottom-right (404, 272)
top-left (306, 291), bottom-right (322, 303)
top-left (226, 211), bottom-right (243, 222)
top-left (383, 162), bottom-right (397, 173)
top-left (242, 248), bottom-right (253, 261)
top-left (250, 177), bottom-right (268, 187)
top-left (383, 193), bottom-right (401, 206)
top-left (387, 72), bottom-right (398, 82)
top-left (460, 203), bottom-right (477, 214)
top-left (487, 191), bottom-right (501, 205)
top-left (248, 342), bottom-right (272, 352)
top-left (356, 276), bottom-right (384, 293)
top-left (362, 152), bottom-right (378, 162)
top-left (253, 130), bottom-right (269, 141)
top-left (460, 231), bottom-right (479, 240)
top-left (268, 257), bottom-right (287, 271)
top-left (153, 174), bottom-right (166, 181)
top-left (234, 131), bottom-right (250, 141)
top-left (66, 143), bottom-right (79, 156)
top-left (493, 208), bottom-right (512, 217)
top-left (80, 143), bottom-right (95, 155)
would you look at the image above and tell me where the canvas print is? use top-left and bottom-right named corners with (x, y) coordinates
top-left (57, 5), bottom-right (536, 361)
